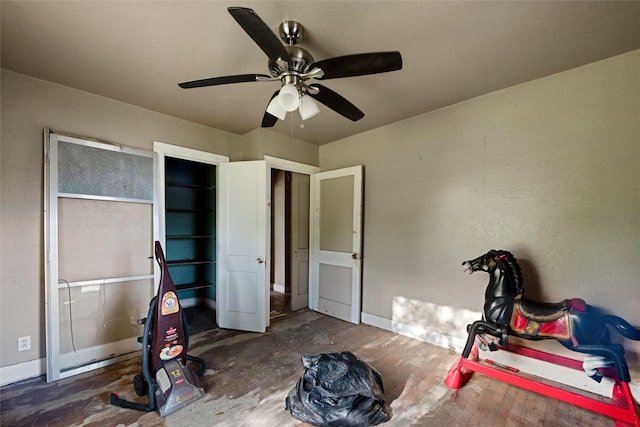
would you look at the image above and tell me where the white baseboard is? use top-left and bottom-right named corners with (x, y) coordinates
top-left (59, 337), bottom-right (140, 369)
top-left (0, 337), bottom-right (143, 386)
top-left (361, 311), bottom-right (467, 350)
top-left (272, 283), bottom-right (285, 293)
top-left (0, 299), bottom-right (218, 387)
top-left (361, 311), bottom-right (639, 403)
top-left (0, 358), bottom-right (46, 387)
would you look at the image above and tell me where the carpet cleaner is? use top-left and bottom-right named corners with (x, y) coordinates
top-left (110, 241), bottom-right (206, 417)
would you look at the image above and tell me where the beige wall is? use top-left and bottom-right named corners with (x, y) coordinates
top-left (0, 70), bottom-right (318, 376)
top-left (0, 70), bottom-right (243, 369)
top-left (241, 128), bottom-right (319, 166)
top-left (320, 50), bottom-right (640, 355)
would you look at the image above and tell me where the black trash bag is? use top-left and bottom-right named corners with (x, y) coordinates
top-left (285, 351), bottom-right (390, 426)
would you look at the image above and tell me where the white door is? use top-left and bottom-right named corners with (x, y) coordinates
top-left (217, 161), bottom-right (269, 332)
top-left (309, 166), bottom-right (363, 324)
top-left (289, 173), bottom-right (310, 311)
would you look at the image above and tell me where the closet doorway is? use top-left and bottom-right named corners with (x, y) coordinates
top-left (270, 169), bottom-right (310, 316)
top-left (156, 151), bottom-right (362, 332)
top-left (153, 142), bottom-right (229, 328)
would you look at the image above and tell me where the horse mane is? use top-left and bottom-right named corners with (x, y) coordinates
top-left (497, 250), bottom-right (524, 294)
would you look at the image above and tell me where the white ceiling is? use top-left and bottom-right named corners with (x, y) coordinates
top-left (2, 1), bottom-right (640, 145)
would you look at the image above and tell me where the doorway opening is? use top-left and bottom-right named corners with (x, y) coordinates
top-left (163, 156), bottom-right (217, 334)
top-left (270, 169), bottom-right (310, 318)
top-left (153, 141), bottom-right (229, 334)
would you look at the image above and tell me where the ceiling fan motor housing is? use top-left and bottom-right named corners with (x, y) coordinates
top-left (269, 45), bottom-right (314, 78)
top-left (268, 20), bottom-right (313, 79)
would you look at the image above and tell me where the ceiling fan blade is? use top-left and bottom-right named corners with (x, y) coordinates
top-left (262, 91), bottom-right (279, 127)
top-left (228, 7), bottom-right (291, 64)
top-left (312, 52), bottom-right (402, 80)
top-left (178, 74), bottom-right (272, 89)
top-left (261, 112), bottom-right (278, 127)
top-left (307, 84), bottom-right (364, 121)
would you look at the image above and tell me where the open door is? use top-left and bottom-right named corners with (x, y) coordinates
top-left (289, 173), bottom-right (310, 311)
top-left (217, 161), bottom-right (269, 332)
top-left (309, 166), bottom-right (363, 324)
top-left (217, 157), bottom-right (363, 331)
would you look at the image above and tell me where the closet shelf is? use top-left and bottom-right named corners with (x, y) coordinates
top-left (166, 208), bottom-right (215, 214)
top-left (166, 234), bottom-right (215, 240)
top-left (167, 259), bottom-right (215, 266)
top-left (176, 282), bottom-right (214, 291)
top-left (166, 181), bottom-right (216, 190)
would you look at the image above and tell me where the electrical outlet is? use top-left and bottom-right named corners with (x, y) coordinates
top-left (18, 336), bottom-right (31, 352)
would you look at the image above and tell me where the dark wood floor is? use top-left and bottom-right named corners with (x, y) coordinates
top-left (0, 308), bottom-right (621, 426)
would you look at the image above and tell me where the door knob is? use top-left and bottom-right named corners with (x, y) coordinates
top-left (257, 257), bottom-right (265, 264)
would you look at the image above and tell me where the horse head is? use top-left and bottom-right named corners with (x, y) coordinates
top-left (462, 249), bottom-right (511, 274)
top-left (462, 249), bottom-right (524, 326)
top-left (462, 250), bottom-right (522, 289)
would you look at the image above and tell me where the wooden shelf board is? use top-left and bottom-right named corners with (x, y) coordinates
top-left (166, 181), bottom-right (215, 190)
top-left (176, 282), bottom-right (214, 291)
top-left (167, 259), bottom-right (215, 266)
top-left (166, 235), bottom-right (215, 239)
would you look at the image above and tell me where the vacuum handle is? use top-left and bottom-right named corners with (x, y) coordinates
top-left (154, 241), bottom-right (166, 266)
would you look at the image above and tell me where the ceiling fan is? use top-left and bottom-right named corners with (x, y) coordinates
top-left (178, 7), bottom-right (403, 127)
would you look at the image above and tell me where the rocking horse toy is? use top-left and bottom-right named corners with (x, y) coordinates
top-left (444, 249), bottom-right (640, 426)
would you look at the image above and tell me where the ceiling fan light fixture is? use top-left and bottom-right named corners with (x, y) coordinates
top-left (266, 96), bottom-right (287, 120)
top-left (178, 8), bottom-right (402, 128)
top-left (299, 94), bottom-right (319, 120)
top-left (278, 83), bottom-right (299, 112)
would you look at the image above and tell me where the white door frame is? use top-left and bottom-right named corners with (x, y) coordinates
top-left (264, 155), bottom-right (320, 176)
top-left (264, 156), bottom-right (319, 322)
top-left (44, 130), bottom-right (155, 382)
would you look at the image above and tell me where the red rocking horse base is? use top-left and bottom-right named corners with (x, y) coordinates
top-left (444, 344), bottom-right (639, 426)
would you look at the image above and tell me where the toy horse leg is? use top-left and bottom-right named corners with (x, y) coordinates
top-left (568, 343), bottom-right (631, 383)
top-left (583, 355), bottom-right (616, 383)
top-left (462, 320), bottom-right (506, 358)
top-left (445, 320), bottom-right (498, 389)
top-left (567, 343), bottom-right (639, 425)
